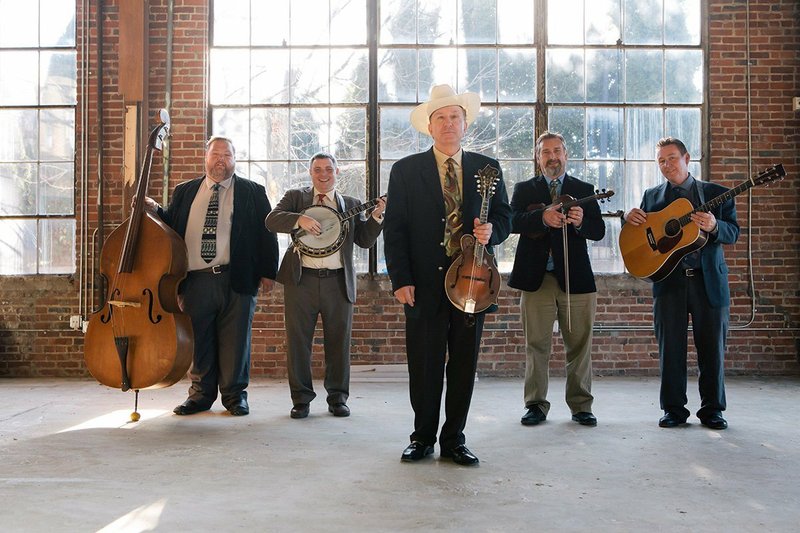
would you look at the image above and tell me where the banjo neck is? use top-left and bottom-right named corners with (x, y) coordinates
top-left (337, 194), bottom-right (387, 222)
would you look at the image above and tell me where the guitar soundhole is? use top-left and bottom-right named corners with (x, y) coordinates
top-left (664, 219), bottom-right (681, 238)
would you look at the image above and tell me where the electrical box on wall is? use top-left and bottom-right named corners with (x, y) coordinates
top-left (794, 97), bottom-right (800, 111)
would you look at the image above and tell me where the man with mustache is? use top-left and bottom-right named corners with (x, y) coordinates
top-left (508, 131), bottom-right (605, 428)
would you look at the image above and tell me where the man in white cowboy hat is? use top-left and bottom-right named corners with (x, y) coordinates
top-left (384, 84), bottom-right (512, 466)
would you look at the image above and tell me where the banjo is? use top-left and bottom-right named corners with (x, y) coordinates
top-left (291, 195), bottom-right (386, 257)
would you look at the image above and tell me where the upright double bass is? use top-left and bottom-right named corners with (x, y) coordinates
top-left (84, 110), bottom-right (193, 417)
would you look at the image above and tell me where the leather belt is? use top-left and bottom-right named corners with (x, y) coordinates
top-left (192, 264), bottom-right (230, 274)
top-left (302, 267), bottom-right (343, 278)
top-left (684, 268), bottom-right (700, 277)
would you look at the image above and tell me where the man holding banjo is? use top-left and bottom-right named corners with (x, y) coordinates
top-left (266, 152), bottom-right (385, 419)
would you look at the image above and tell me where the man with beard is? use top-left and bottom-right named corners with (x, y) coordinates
top-left (145, 136), bottom-right (279, 416)
top-left (508, 131), bottom-right (605, 428)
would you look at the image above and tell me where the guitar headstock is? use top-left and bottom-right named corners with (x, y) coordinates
top-left (147, 108), bottom-right (171, 152)
top-left (475, 164), bottom-right (500, 199)
top-left (752, 164), bottom-right (786, 187)
top-left (594, 189), bottom-right (615, 203)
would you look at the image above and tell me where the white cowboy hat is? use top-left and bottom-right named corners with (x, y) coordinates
top-left (410, 84), bottom-right (481, 135)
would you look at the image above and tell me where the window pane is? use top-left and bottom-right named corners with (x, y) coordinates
top-left (624, 0), bottom-right (663, 45)
top-left (548, 107), bottom-right (585, 159)
top-left (213, 0), bottom-right (249, 46)
top-left (460, 0), bottom-right (496, 44)
top-left (252, 0), bottom-right (289, 46)
top-left (460, 48), bottom-right (497, 102)
top-left (585, 161), bottom-right (623, 212)
top-left (0, 51), bottom-right (39, 105)
top-left (0, 109), bottom-right (38, 161)
top-left (39, 162), bottom-right (73, 215)
top-left (546, 49), bottom-right (584, 103)
top-left (418, 48), bottom-right (458, 95)
top-left (40, 108), bottom-right (75, 161)
top-left (209, 49), bottom-right (249, 105)
top-left (379, 106), bottom-right (418, 159)
top-left (665, 0), bottom-right (700, 45)
top-left (497, 0), bottom-right (534, 44)
top-left (418, 0), bottom-right (456, 45)
top-left (587, 107), bottom-right (623, 159)
top-left (252, 161), bottom-right (288, 205)
top-left (251, 50), bottom-right (290, 104)
top-left (211, 108), bottom-right (250, 158)
top-left (464, 108), bottom-right (497, 157)
top-left (0, 218), bottom-right (37, 274)
top-left (291, 0), bottom-right (329, 45)
top-left (379, 0), bottom-right (416, 45)
top-left (40, 0), bottom-right (76, 47)
top-left (39, 218), bottom-right (75, 274)
top-left (250, 108), bottom-right (290, 161)
top-left (331, 0), bottom-right (367, 45)
top-left (40, 51), bottom-right (77, 105)
top-left (336, 161), bottom-right (368, 199)
top-left (626, 108), bottom-right (663, 160)
top-left (586, 49), bottom-right (622, 103)
top-left (625, 49), bottom-right (662, 103)
top-left (548, 0), bottom-right (583, 45)
top-left (497, 107), bottom-right (534, 160)
top-left (0, 0), bottom-right (38, 47)
top-left (330, 49), bottom-right (368, 103)
top-left (498, 49), bottom-right (536, 102)
top-left (378, 49), bottom-right (419, 102)
top-left (501, 160), bottom-right (536, 191)
top-left (290, 107), bottom-right (329, 161)
top-left (586, 0), bottom-right (621, 44)
top-left (0, 163), bottom-right (37, 215)
top-left (331, 107), bottom-right (366, 160)
top-left (291, 49), bottom-right (329, 104)
top-left (665, 50), bottom-right (702, 104)
top-left (625, 161), bottom-right (662, 208)
top-left (665, 108), bottom-right (701, 156)
top-left (590, 220), bottom-right (624, 272)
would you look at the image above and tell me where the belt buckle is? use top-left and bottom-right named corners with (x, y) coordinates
top-left (211, 265), bottom-right (224, 274)
top-left (318, 268), bottom-right (329, 277)
top-left (685, 268), bottom-right (696, 277)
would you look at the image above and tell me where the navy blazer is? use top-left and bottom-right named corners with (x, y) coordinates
top-left (508, 174), bottom-right (605, 294)
top-left (636, 179), bottom-right (739, 308)
top-left (265, 187), bottom-right (384, 303)
top-left (384, 148), bottom-right (512, 318)
top-left (158, 174), bottom-right (279, 296)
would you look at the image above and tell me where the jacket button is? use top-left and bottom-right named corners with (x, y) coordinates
top-left (438, 266), bottom-right (443, 271)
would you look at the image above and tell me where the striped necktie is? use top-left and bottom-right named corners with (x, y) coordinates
top-left (549, 178), bottom-right (559, 201)
top-left (200, 184), bottom-right (220, 263)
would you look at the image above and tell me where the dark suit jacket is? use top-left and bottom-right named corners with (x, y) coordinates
top-left (265, 187), bottom-right (384, 303)
top-left (384, 148), bottom-right (512, 318)
top-left (508, 174), bottom-right (605, 294)
top-left (637, 179), bottom-right (739, 307)
top-left (158, 174), bottom-right (279, 296)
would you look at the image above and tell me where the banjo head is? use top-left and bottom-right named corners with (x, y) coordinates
top-left (291, 205), bottom-right (348, 257)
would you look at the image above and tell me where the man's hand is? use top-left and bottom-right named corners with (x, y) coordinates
top-left (371, 196), bottom-right (386, 221)
top-left (690, 211), bottom-right (717, 232)
top-left (132, 196), bottom-right (159, 212)
top-left (542, 204), bottom-right (567, 228)
top-left (394, 285), bottom-right (415, 307)
top-left (473, 218), bottom-right (493, 245)
top-left (623, 208), bottom-right (647, 226)
top-left (260, 278), bottom-right (275, 293)
top-left (297, 214), bottom-right (321, 236)
top-left (565, 206), bottom-right (583, 227)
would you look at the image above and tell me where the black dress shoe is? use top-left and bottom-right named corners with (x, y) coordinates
top-left (700, 413), bottom-right (728, 430)
top-left (401, 441), bottom-right (434, 462)
top-left (229, 400), bottom-right (249, 416)
top-left (173, 399), bottom-right (211, 416)
top-left (440, 444), bottom-right (479, 466)
top-left (521, 406), bottom-right (547, 426)
top-left (572, 411), bottom-right (597, 426)
top-left (328, 403), bottom-right (350, 417)
top-left (290, 403), bottom-right (309, 419)
top-left (659, 412), bottom-right (688, 428)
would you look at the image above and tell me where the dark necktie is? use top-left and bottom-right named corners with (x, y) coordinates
top-left (443, 158), bottom-right (463, 257)
top-left (316, 193), bottom-right (326, 206)
top-left (549, 178), bottom-right (559, 202)
top-left (200, 184), bottom-right (220, 263)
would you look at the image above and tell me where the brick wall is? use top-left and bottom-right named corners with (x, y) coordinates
top-left (1, 0), bottom-right (798, 379)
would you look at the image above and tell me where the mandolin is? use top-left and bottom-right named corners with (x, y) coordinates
top-left (444, 164), bottom-right (501, 316)
top-left (619, 164), bottom-right (785, 282)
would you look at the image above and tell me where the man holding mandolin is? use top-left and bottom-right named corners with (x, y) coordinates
top-left (623, 137), bottom-right (739, 430)
top-left (508, 131), bottom-right (606, 428)
top-left (384, 85), bottom-right (511, 466)
top-left (266, 152), bottom-right (385, 419)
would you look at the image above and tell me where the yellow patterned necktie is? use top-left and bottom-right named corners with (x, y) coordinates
top-left (443, 158), bottom-right (463, 257)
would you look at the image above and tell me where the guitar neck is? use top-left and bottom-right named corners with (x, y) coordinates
top-left (339, 196), bottom-right (385, 221)
top-left (678, 180), bottom-right (752, 228)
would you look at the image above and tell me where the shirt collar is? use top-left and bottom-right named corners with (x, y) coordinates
top-left (314, 189), bottom-right (335, 202)
top-left (205, 175), bottom-right (233, 190)
top-left (672, 173), bottom-right (695, 192)
top-left (433, 146), bottom-right (463, 169)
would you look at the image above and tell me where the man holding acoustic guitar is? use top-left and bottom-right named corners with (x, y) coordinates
top-left (384, 85), bottom-right (511, 466)
top-left (508, 131), bottom-right (606, 429)
top-left (622, 137), bottom-right (740, 430)
top-left (266, 152), bottom-right (385, 420)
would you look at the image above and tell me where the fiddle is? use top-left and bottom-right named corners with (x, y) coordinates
top-left (524, 190), bottom-right (615, 239)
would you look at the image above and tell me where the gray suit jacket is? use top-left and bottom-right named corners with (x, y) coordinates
top-left (265, 187), bottom-right (384, 303)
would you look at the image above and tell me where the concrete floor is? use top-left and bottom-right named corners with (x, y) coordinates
top-left (1, 375), bottom-right (798, 533)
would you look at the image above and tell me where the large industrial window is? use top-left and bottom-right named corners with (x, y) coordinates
top-left (0, 0), bottom-right (77, 275)
top-left (209, 0), bottom-right (703, 274)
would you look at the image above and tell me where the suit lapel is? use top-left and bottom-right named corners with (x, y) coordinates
top-left (421, 148), bottom-right (446, 216)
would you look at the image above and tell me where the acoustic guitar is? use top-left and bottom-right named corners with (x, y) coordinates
top-left (619, 164), bottom-right (785, 282)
